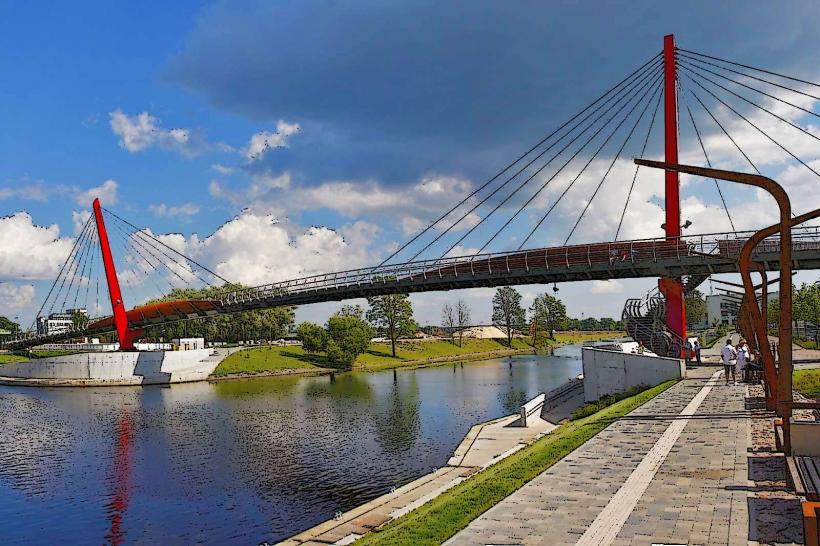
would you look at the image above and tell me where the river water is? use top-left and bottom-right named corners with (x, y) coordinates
top-left (0, 347), bottom-right (582, 545)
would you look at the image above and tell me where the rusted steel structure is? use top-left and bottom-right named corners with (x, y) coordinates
top-left (635, 159), bottom-right (820, 454)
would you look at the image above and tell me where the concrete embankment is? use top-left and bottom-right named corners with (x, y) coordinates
top-left (0, 347), bottom-right (228, 387)
top-left (278, 384), bottom-right (584, 546)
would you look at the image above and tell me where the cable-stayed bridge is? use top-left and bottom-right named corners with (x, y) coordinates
top-left (6, 35), bottom-right (820, 352)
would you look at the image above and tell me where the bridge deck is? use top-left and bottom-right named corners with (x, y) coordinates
top-left (6, 228), bottom-right (820, 349)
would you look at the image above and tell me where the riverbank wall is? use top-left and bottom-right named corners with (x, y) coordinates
top-left (581, 347), bottom-right (685, 402)
top-left (0, 348), bottom-right (221, 386)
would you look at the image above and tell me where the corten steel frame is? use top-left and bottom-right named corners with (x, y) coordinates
top-left (661, 34), bottom-right (687, 351)
top-left (635, 159), bottom-right (802, 452)
top-left (739, 209), bottom-right (820, 452)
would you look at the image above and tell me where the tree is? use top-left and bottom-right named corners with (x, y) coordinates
top-left (296, 322), bottom-right (327, 353)
top-left (794, 282), bottom-right (820, 325)
top-left (336, 304), bottom-right (365, 320)
top-left (530, 293), bottom-right (568, 345)
top-left (685, 289), bottom-right (707, 328)
top-left (71, 310), bottom-right (89, 330)
top-left (492, 286), bottom-right (525, 348)
top-left (441, 303), bottom-right (456, 345)
top-left (455, 299), bottom-right (471, 347)
top-left (326, 315), bottom-right (373, 368)
top-left (0, 316), bottom-right (20, 335)
top-left (367, 294), bottom-right (417, 357)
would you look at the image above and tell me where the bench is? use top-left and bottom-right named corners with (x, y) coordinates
top-left (787, 456), bottom-right (820, 501)
top-left (519, 393), bottom-right (546, 427)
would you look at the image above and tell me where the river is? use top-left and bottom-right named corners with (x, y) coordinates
top-left (0, 346), bottom-right (582, 545)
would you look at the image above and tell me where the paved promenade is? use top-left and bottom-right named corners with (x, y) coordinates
top-left (447, 368), bottom-right (762, 546)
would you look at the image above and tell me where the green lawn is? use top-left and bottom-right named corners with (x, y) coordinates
top-left (211, 332), bottom-right (622, 377)
top-left (357, 379), bottom-right (678, 546)
top-left (794, 369), bottom-right (820, 398)
top-left (0, 354), bottom-right (28, 364)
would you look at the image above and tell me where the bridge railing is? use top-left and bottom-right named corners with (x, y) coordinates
top-left (217, 226), bottom-right (820, 306)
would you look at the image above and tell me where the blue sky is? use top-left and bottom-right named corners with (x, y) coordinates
top-left (2, 1), bottom-right (820, 327)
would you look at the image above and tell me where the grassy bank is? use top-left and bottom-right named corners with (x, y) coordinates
top-left (794, 369), bottom-right (820, 398)
top-left (356, 378), bottom-right (678, 546)
top-left (0, 354), bottom-right (28, 364)
top-left (211, 331), bottom-right (618, 377)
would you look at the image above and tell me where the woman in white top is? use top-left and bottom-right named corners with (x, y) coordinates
top-left (736, 340), bottom-right (749, 384)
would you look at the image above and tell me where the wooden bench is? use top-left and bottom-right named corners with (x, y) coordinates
top-left (786, 455), bottom-right (820, 501)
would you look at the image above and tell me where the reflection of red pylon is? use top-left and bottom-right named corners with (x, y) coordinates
top-left (105, 411), bottom-right (133, 546)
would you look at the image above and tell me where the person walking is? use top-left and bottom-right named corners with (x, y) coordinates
top-left (721, 338), bottom-right (737, 385)
top-left (737, 339), bottom-right (750, 383)
top-left (693, 339), bottom-right (702, 365)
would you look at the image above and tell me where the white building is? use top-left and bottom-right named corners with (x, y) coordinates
top-left (36, 308), bottom-right (88, 335)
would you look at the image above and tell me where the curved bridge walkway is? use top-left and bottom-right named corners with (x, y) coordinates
top-left (447, 368), bottom-right (798, 546)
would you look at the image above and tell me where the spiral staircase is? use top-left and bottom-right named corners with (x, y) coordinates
top-left (622, 274), bottom-right (708, 357)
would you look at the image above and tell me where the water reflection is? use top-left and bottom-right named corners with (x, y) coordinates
top-left (0, 349), bottom-right (581, 544)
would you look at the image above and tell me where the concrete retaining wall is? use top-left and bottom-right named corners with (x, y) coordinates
top-left (0, 348), bottom-right (219, 386)
top-left (582, 347), bottom-right (685, 402)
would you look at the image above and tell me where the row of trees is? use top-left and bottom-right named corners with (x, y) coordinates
top-left (767, 282), bottom-right (820, 327)
top-left (144, 286), bottom-right (295, 342)
top-left (489, 286), bottom-right (621, 348)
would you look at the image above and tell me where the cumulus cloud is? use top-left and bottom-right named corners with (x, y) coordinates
top-left (73, 179), bottom-right (118, 207)
top-left (244, 120), bottom-right (300, 161)
top-left (158, 212), bottom-right (376, 286)
top-left (589, 280), bottom-right (624, 294)
top-left (148, 203), bottom-right (201, 218)
top-left (0, 282), bottom-right (35, 311)
top-left (109, 109), bottom-right (206, 157)
top-left (0, 212), bottom-right (74, 280)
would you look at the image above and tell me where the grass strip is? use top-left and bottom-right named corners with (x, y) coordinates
top-left (794, 369), bottom-right (820, 398)
top-left (357, 378), bottom-right (678, 546)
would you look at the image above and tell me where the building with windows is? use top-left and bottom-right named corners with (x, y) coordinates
top-left (36, 308), bottom-right (88, 335)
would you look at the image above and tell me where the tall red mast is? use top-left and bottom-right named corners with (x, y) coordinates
top-left (660, 34), bottom-right (687, 351)
top-left (92, 198), bottom-right (136, 350)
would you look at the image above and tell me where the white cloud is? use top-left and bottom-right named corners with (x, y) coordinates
top-left (72, 210), bottom-right (92, 235)
top-left (0, 212), bottom-right (74, 280)
top-left (589, 280), bottom-right (624, 294)
top-left (244, 120), bottom-right (300, 161)
top-left (109, 109), bottom-right (205, 157)
top-left (161, 212), bottom-right (375, 286)
top-left (211, 163), bottom-right (235, 175)
top-left (0, 282), bottom-right (35, 311)
top-left (73, 179), bottom-right (118, 207)
top-left (148, 203), bottom-right (201, 218)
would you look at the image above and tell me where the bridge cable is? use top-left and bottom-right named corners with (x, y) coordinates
top-left (103, 208), bottom-right (232, 286)
top-left (441, 69), bottom-right (663, 259)
top-left (376, 52), bottom-right (662, 266)
top-left (71, 221), bottom-right (97, 310)
top-left (677, 51), bottom-right (820, 103)
top-left (106, 219), bottom-right (176, 301)
top-left (514, 74), bottom-right (664, 252)
top-left (565, 81), bottom-right (664, 244)
top-left (680, 92), bottom-right (737, 233)
top-left (680, 77), bottom-right (761, 175)
top-left (106, 214), bottom-right (212, 292)
top-left (400, 57), bottom-right (663, 263)
top-left (44, 218), bottom-right (94, 322)
top-left (424, 64), bottom-right (663, 261)
top-left (681, 68), bottom-right (820, 180)
top-left (678, 58), bottom-right (820, 120)
top-left (680, 62), bottom-right (820, 142)
top-left (83, 228), bottom-right (98, 316)
top-left (614, 86), bottom-right (662, 241)
top-left (678, 48), bottom-right (820, 91)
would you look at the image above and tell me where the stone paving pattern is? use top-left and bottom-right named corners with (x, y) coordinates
top-left (447, 368), bottom-right (760, 546)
